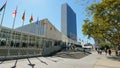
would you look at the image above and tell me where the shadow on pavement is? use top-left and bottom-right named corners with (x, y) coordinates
top-left (27, 58), bottom-right (35, 68)
top-left (0, 60), bottom-right (5, 64)
top-left (107, 56), bottom-right (120, 61)
top-left (45, 57), bottom-right (58, 62)
top-left (36, 57), bottom-right (48, 65)
top-left (11, 59), bottom-right (18, 68)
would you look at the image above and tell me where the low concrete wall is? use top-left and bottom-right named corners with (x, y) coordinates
top-left (42, 46), bottom-right (61, 56)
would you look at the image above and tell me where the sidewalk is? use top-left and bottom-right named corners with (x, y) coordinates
top-left (93, 51), bottom-right (120, 68)
top-left (0, 51), bottom-right (120, 68)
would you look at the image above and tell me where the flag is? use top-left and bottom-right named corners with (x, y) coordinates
top-left (11, 6), bottom-right (18, 30)
top-left (12, 9), bottom-right (17, 17)
top-left (50, 27), bottom-right (52, 30)
top-left (50, 26), bottom-right (52, 30)
top-left (49, 24), bottom-right (52, 30)
top-left (22, 11), bottom-right (25, 21)
top-left (42, 20), bottom-right (46, 26)
top-left (0, 1), bottom-right (6, 12)
top-left (29, 15), bottom-right (34, 23)
top-left (35, 17), bottom-right (39, 24)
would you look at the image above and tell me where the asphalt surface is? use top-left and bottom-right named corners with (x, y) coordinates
top-left (53, 49), bottom-right (90, 59)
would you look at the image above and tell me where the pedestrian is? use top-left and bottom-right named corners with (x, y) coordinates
top-left (104, 48), bottom-right (107, 55)
top-left (97, 49), bottom-right (100, 54)
top-left (105, 49), bottom-right (107, 55)
top-left (66, 43), bottom-right (69, 50)
top-left (95, 48), bottom-right (97, 51)
top-left (108, 49), bottom-right (112, 56)
top-left (116, 50), bottom-right (118, 56)
top-left (105, 50), bottom-right (107, 55)
top-left (99, 49), bottom-right (102, 55)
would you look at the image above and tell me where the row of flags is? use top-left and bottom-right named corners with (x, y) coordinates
top-left (0, 2), bottom-right (56, 31)
top-left (0, 1), bottom-right (34, 24)
top-left (0, 2), bottom-right (49, 26)
top-left (0, 1), bottom-right (56, 31)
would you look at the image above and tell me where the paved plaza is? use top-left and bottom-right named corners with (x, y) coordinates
top-left (0, 51), bottom-right (120, 68)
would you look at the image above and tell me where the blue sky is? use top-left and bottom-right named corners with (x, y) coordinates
top-left (0, 0), bottom-right (101, 44)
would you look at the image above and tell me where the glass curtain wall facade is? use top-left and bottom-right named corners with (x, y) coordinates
top-left (61, 3), bottom-right (77, 41)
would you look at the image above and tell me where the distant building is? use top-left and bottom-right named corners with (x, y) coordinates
top-left (16, 19), bottom-right (61, 41)
top-left (61, 3), bottom-right (77, 41)
top-left (16, 19), bottom-right (75, 43)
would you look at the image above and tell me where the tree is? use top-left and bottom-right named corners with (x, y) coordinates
top-left (82, 0), bottom-right (120, 48)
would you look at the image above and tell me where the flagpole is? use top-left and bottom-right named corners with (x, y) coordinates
top-left (19, 18), bottom-right (24, 56)
top-left (33, 17), bottom-right (36, 50)
top-left (20, 11), bottom-right (25, 48)
top-left (19, 15), bottom-right (25, 57)
top-left (8, 6), bottom-right (18, 56)
top-left (28, 14), bottom-right (33, 49)
top-left (34, 20), bottom-right (36, 54)
top-left (11, 6), bottom-right (17, 47)
top-left (36, 17), bottom-right (39, 35)
top-left (0, 1), bottom-right (7, 26)
top-left (37, 18), bottom-right (41, 55)
top-left (27, 29), bottom-right (30, 55)
top-left (27, 14), bottom-right (33, 55)
top-left (35, 17), bottom-right (39, 50)
top-left (0, 1), bottom-right (7, 47)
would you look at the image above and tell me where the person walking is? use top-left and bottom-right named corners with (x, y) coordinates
top-left (105, 49), bottom-right (107, 55)
top-left (99, 49), bottom-right (102, 55)
top-left (116, 50), bottom-right (118, 56)
top-left (108, 49), bottom-right (112, 56)
top-left (97, 49), bottom-right (100, 54)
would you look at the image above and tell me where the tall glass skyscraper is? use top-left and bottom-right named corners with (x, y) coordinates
top-left (61, 3), bottom-right (77, 41)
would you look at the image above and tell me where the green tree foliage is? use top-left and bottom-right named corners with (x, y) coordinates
top-left (82, 0), bottom-right (120, 47)
top-left (98, 42), bottom-right (112, 49)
